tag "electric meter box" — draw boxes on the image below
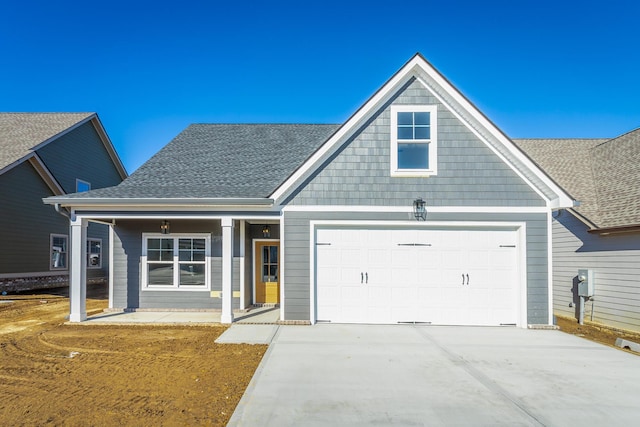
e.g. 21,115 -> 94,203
577,269 -> 594,297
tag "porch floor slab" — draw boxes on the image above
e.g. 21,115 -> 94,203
81,305 -> 281,325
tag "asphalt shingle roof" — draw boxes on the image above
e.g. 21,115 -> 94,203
0,113 -> 94,170
514,131 -> 640,229
71,124 -> 340,199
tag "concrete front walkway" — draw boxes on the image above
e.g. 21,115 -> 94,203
228,324 -> 640,426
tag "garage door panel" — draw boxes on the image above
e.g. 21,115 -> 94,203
316,227 -> 520,326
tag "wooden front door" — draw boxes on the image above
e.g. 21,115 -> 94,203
255,241 -> 280,304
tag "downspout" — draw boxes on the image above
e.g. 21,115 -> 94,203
54,203 -> 71,219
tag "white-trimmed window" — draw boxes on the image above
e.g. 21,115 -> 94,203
76,179 -> 91,192
141,234 -> 210,290
50,234 -> 68,270
87,238 -> 102,269
390,104 -> 438,176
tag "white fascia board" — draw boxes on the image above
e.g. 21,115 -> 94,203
283,205 -> 549,214
69,212 -> 283,221
28,154 -> 65,195
270,54 -> 573,209
269,58 -> 422,203
89,116 -> 128,179
43,197 -> 274,208
411,64 -> 574,209
28,113 -> 95,153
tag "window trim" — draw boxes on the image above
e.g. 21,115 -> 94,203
87,238 -> 102,269
390,104 -> 438,177
76,179 -> 91,192
50,234 -> 68,271
141,233 -> 211,291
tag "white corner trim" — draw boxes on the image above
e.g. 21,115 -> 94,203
279,213 -> 286,321
309,222 -> 316,325
547,210 -> 554,325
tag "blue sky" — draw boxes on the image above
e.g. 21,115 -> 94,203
2,0 -> 639,172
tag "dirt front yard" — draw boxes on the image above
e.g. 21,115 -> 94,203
0,285 -> 267,426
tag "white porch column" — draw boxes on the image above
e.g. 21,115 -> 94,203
221,217 -> 235,323
69,215 -> 88,322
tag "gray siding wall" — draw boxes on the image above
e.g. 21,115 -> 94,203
0,162 -> 107,279
112,219 -> 242,310
552,212 -> 640,332
36,121 -> 123,193
283,211 -> 549,324
1,162 -> 67,273
284,79 -> 544,207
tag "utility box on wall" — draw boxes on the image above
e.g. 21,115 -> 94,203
577,269 -> 595,297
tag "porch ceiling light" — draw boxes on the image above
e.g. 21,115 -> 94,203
161,220 -> 170,234
262,225 -> 271,238
413,198 -> 427,221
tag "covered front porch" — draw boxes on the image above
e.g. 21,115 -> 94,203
66,212 -> 282,324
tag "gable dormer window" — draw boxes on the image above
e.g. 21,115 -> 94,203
390,105 -> 438,176
76,179 -> 91,192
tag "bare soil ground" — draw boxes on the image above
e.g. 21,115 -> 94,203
556,315 -> 640,355
0,284 -> 267,426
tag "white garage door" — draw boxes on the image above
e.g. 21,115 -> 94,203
315,228 -> 519,326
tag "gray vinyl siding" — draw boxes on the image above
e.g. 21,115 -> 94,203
0,162 -> 67,273
0,162 -> 109,279
552,212 -> 640,332
112,219 -> 242,310
283,210 -> 549,324
284,79 -> 544,207
35,121 -> 123,194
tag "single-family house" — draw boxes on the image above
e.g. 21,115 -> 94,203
1,113 -> 127,292
44,54 -> 575,327
515,132 -> 640,332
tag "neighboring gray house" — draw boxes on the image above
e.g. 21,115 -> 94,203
45,54 -> 574,326
0,113 -> 127,291
515,131 -> 640,332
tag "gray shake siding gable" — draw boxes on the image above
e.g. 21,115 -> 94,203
285,80 -> 543,207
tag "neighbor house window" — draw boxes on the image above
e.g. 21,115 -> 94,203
87,238 -> 102,269
50,234 -> 68,270
76,179 -> 91,192
390,105 -> 438,176
142,234 -> 210,290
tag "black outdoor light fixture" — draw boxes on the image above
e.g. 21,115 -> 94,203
161,220 -> 170,234
413,198 -> 427,221
262,225 -> 271,238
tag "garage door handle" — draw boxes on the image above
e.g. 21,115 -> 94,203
365,272 -> 368,284
466,274 -> 470,285
462,274 -> 465,285
361,272 -> 363,284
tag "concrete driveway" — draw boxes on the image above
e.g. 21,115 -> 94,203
228,324 -> 640,426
